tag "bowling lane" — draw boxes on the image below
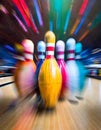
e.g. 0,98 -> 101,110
0,76 -> 18,116
0,78 -> 101,130
0,76 -> 18,98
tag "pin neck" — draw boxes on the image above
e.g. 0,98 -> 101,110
75,52 -> 81,59
38,52 -> 45,59
66,50 -> 75,61
24,52 -> 33,61
76,54 -> 81,60
46,43 -> 55,59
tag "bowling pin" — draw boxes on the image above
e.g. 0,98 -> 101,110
35,41 -> 46,99
56,40 -> 68,100
75,42 -> 87,99
14,39 -> 36,98
38,31 -> 62,109
66,37 -> 79,103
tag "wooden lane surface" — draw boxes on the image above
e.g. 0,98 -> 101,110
0,78 -> 101,130
0,79 -> 18,116
12,98 -> 38,130
0,96 -> 38,130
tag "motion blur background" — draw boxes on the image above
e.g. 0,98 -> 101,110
0,0 -> 101,70
0,1 -> 101,130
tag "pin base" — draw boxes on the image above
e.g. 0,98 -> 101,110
59,97 -> 66,101
38,101 -> 55,112
45,107 -> 55,112
76,96 -> 84,100
67,95 -> 79,104
68,99 -> 78,104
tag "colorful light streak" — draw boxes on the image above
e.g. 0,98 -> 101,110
12,0 -> 38,33
79,12 -> 101,41
0,4 -> 8,14
12,0 -> 31,27
64,0 -> 73,33
70,18 -> 81,34
5,45 -> 16,53
47,0 -> 50,12
79,30 -> 90,41
79,0 -> 89,16
13,11 -> 27,32
56,12 -> 61,29
54,0 -> 62,12
49,0 -> 54,31
49,21 -> 53,31
37,0 -> 41,11
70,0 -> 89,34
33,0 -> 43,26
13,4 -> 27,26
74,0 -> 95,35
18,0 -> 39,33
54,0 -> 62,30
30,13 -> 39,34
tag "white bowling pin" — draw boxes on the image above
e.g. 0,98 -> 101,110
66,38 -> 79,103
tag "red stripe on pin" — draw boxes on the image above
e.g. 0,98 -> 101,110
25,58 -> 31,61
67,50 -> 75,53
24,51 -> 33,54
46,46 -> 54,51
57,51 -> 64,55
46,55 -> 53,59
67,58 -> 75,60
